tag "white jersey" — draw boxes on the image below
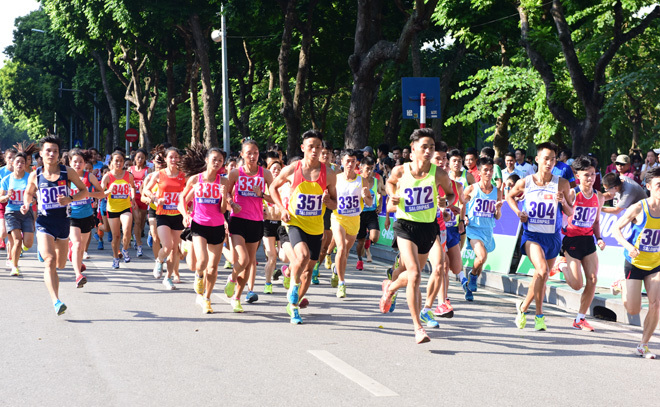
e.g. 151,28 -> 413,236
335,174 -> 363,217
522,174 -> 561,235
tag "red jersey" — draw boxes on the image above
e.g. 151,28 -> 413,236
564,187 -> 598,237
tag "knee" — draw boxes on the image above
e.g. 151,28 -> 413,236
648,298 -> 660,313
623,300 -> 641,315
586,274 -> 597,287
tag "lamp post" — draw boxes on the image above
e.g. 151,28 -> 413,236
211,3 -> 230,154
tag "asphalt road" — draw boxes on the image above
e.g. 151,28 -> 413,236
2,241 -> 659,406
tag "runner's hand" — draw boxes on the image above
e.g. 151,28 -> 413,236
597,239 -> 606,250
230,202 -> 241,214
518,211 -> 528,223
57,194 -> 70,206
628,246 -> 639,258
361,187 -> 369,198
183,213 -> 192,227
251,182 -> 263,197
449,205 -> 461,215
384,215 -> 391,230
495,200 -> 503,211
322,190 -> 331,205
390,195 -> 400,205
437,195 -> 447,208
20,204 -> 29,215
281,211 -> 290,223
556,191 -> 565,205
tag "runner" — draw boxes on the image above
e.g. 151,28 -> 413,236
143,147 -> 186,290
101,151 -> 136,269
262,157 -> 284,294
553,155 -> 605,331
21,135 -> 90,315
269,129 -> 337,324
0,152 -> 34,276
506,142 -> 573,331
68,149 -> 105,282
0,148 -> 17,257
355,156 -> 386,271
462,156 -> 503,301
179,145 -> 228,314
379,128 -> 455,343
447,149 -> 475,249
312,141 -> 338,283
329,149 -> 372,298
141,150 -> 166,261
128,149 -> 149,257
224,140 -> 274,311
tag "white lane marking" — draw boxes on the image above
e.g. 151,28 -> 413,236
308,350 -> 398,397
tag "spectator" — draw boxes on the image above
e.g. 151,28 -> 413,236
391,145 -> 402,162
641,149 -> 659,179
465,147 -> 480,182
375,143 -> 389,176
552,149 -> 577,188
588,153 -> 602,191
602,172 -> 647,214
515,148 -> 535,178
615,154 -> 638,182
606,152 -> 618,174
361,145 -> 374,159
502,152 -> 524,182
558,148 -> 571,163
480,146 -> 502,188
402,147 -> 411,162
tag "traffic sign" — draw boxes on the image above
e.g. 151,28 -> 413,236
125,128 -> 138,143
401,77 -> 440,120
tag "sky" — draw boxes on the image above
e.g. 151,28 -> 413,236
0,0 -> 40,68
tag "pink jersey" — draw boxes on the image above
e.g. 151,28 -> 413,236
232,166 -> 265,221
192,173 -> 224,227
564,187 -> 598,237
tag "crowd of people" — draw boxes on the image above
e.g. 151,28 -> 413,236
1,131 -> 658,357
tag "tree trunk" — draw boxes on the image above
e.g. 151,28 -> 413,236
165,58 -> 178,146
383,94 -> 402,146
492,104 -> 512,158
190,13 -> 218,148
91,50 -> 120,153
190,66 -> 201,145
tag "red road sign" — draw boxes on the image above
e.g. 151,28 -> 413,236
125,128 -> 138,143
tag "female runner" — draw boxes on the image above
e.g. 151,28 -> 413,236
128,149 -> 150,257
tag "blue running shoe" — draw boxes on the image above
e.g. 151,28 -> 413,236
288,304 -> 302,324
147,234 -> 153,248
93,233 -> 100,242
287,283 -> 300,305
386,267 -> 393,280
108,231 -> 113,242
463,281 -> 473,302
112,258 -> 120,269
54,300 -> 67,316
389,292 -> 398,313
420,309 -> 439,328
246,291 -> 259,303
97,240 -> 104,250
312,262 -> 320,285
468,273 -> 478,292
37,249 -> 44,262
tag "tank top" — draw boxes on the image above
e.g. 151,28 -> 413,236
444,179 -> 460,229
436,184 -> 447,231
335,174 -> 364,217
69,171 -> 94,219
396,163 -> 438,223
522,174 -> 561,235
36,164 -> 69,218
288,161 -> 327,235
564,187 -> 598,237
107,171 -> 132,213
626,199 -> 660,270
192,173 -> 224,227
129,166 -> 148,196
156,169 -> 186,216
466,182 -> 498,229
231,166 -> 265,221
2,172 -> 30,212
362,177 -> 378,212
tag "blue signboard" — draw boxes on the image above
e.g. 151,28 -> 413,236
401,77 -> 441,120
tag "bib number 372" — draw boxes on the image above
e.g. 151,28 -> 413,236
403,186 -> 433,212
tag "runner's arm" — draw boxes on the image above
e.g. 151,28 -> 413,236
67,166 -> 90,203
269,164 -> 294,214
436,168 -> 455,206
505,178 -> 527,220
494,188 -> 503,220
324,168 -> 338,210
21,172 -> 37,214
87,173 -> 107,199
613,203 -> 642,255
261,169 -> 274,204
594,191 -> 606,250
558,178 -> 574,217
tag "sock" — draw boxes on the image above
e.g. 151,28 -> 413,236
536,314 -> 544,318
422,307 -> 431,314
576,313 -> 585,322
458,271 -> 466,281
357,254 -> 363,261
339,281 -> 345,286
365,239 -> 371,249
460,276 -> 468,285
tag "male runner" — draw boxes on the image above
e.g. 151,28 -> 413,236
355,156 -> 385,270
269,130 -> 337,324
379,128 -> 454,344
506,142 -> 573,331
21,136 -> 90,315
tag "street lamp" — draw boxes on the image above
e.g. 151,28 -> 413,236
212,4 -> 230,154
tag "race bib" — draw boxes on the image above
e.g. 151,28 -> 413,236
527,200 -> 556,225
39,185 -> 68,210
162,191 -> 180,210
237,176 -> 264,198
472,198 -> 495,218
134,179 -> 143,191
69,186 -> 92,207
8,189 -> 24,206
402,186 -> 433,212
445,208 -> 457,227
337,194 -> 360,215
571,206 -> 597,228
195,182 -> 221,204
111,183 -> 130,200
295,193 -> 323,216
638,228 -> 660,253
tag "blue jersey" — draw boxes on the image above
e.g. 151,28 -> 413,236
69,171 -> 94,219
1,172 -> 30,212
552,161 -> 575,184
466,183 -> 498,230
362,177 -> 378,212
36,165 -> 69,218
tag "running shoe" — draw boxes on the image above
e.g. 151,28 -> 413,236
287,283 -> 300,305
54,300 -> 67,316
246,291 -> 259,303
468,273 -> 478,292
287,303 -> 302,324
232,298 -> 244,313
194,274 -> 204,295
224,261 -> 233,269
462,281 -> 473,302
5,259 -> 11,268
325,254 -> 332,269
153,261 -> 164,279
435,301 -> 454,318
635,345 -> 657,359
0,240 -> 5,250
283,275 -> 291,290
534,315 -> 547,331
76,274 -> 87,288
147,234 -> 153,248
81,263 -> 86,273
356,260 -> 363,271
203,298 -> 213,314
136,246 -> 143,257
415,327 -> 430,344
389,292 -> 398,313
515,300 -> 527,329
336,284 -> 346,298
333,247 -> 337,254
10,266 -> 20,277
83,251 -> 90,260
93,232 -> 101,243
67,241 -> 73,262
365,247 -> 372,263
224,277 -> 236,298
132,236 -> 137,250
394,253 -> 400,269
37,249 -> 44,262
163,277 -> 176,290
172,274 -> 180,284
299,298 -> 309,308
107,231 -> 112,242
386,267 -> 393,280
263,282 -> 273,294
122,249 -> 131,263
22,244 -> 28,252
312,262 -> 320,285
97,240 -> 104,250
273,268 -> 282,281
330,264 -> 339,288
196,294 -> 205,308
611,279 -> 624,296
420,309 -> 439,328
379,280 -> 393,313
573,318 -> 595,332
550,256 -> 566,277
112,258 -> 120,269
